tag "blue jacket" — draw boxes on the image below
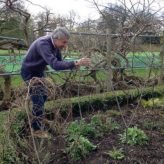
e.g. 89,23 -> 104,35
21,35 -> 75,73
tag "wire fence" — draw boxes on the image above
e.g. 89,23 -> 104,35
0,31 -> 162,75
0,31 -> 163,94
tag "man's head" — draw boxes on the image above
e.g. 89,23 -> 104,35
51,27 -> 70,49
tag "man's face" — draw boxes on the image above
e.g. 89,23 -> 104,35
54,38 -> 68,49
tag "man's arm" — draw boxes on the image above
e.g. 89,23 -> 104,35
37,41 -> 75,70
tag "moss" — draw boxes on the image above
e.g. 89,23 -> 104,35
44,84 -> 164,115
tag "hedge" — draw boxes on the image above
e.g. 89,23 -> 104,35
45,84 -> 164,116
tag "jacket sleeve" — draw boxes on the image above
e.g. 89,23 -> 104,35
36,40 -> 75,70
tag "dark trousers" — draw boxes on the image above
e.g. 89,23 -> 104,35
21,68 -> 47,130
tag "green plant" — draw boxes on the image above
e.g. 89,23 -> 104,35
10,111 -> 26,136
106,110 -> 121,117
67,120 -> 99,138
67,135 -> 96,161
67,120 -> 81,135
105,148 -> 125,160
90,115 -> 102,126
120,127 -> 148,145
81,124 -> 99,138
105,118 -> 120,131
141,98 -> 160,108
0,144 -> 21,163
90,114 -> 120,133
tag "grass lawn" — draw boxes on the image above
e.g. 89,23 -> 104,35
126,68 -> 160,77
0,75 -> 24,88
0,67 -> 160,89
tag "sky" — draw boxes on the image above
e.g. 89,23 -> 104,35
25,0 -> 113,21
25,0 -> 164,22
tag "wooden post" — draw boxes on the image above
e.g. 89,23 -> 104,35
2,75 -> 11,101
0,72 -> 11,110
106,28 -> 113,91
159,31 -> 164,83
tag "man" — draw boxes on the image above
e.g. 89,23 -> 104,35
21,27 -> 90,136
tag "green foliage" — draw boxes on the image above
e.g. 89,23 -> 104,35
90,115 -> 102,126
11,76 -> 24,88
90,114 -> 120,133
10,111 -> 26,137
120,127 -> 148,145
67,115 -> 120,140
67,120 -> 82,135
106,148 -> 125,160
66,113 -> 120,161
1,17 -> 24,38
67,119 -> 97,161
0,112 -> 21,163
67,119 -> 100,138
141,98 -> 160,108
0,112 -> 7,138
1,145 -> 20,163
80,123 -> 99,138
66,135 -> 96,161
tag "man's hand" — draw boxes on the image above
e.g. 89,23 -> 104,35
74,57 -> 91,67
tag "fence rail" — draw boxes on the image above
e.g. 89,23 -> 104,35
45,30 -> 162,38
0,66 -> 161,77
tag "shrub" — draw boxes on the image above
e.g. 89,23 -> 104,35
67,119 -> 99,138
90,114 -> 120,133
120,127 -> 148,145
66,135 -> 96,161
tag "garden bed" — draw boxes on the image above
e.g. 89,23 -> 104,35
3,99 -> 163,164
79,106 -> 164,164
1,85 -> 164,163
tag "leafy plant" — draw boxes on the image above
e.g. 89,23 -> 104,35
120,127 -> 148,145
105,148 -> 125,160
66,115 -> 120,161
105,118 -> 120,131
1,145 -> 20,163
67,135 -> 96,161
141,98 -> 160,108
67,120 -> 99,138
10,111 -> 27,139
67,120 -> 82,135
90,114 -> 120,133
67,116 -> 119,139
90,115 -> 102,126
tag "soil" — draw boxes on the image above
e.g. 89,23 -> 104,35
45,105 -> 164,164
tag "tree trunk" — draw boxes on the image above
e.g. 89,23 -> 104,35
106,28 -> 113,91
159,31 -> 164,83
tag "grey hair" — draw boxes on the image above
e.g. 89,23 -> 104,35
51,27 -> 70,39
